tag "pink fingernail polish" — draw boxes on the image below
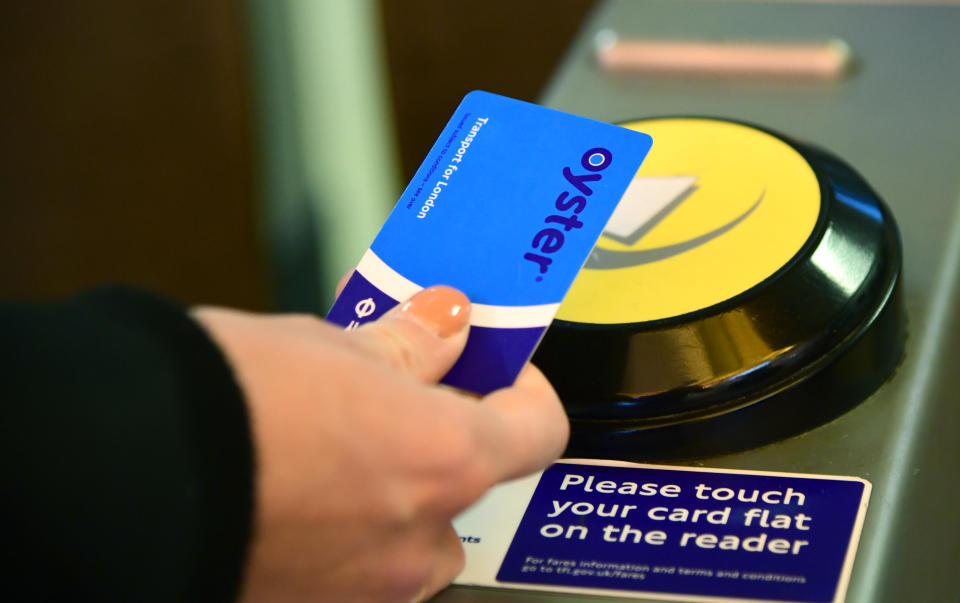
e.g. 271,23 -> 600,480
399,286 -> 471,337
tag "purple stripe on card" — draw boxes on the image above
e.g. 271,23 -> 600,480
329,271 -> 548,395
442,325 -> 548,395
326,271 -> 400,330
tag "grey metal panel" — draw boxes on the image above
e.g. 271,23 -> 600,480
441,1 -> 960,601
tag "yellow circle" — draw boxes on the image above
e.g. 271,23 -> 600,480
557,118 -> 821,324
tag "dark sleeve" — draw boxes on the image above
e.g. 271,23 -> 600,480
0,287 -> 254,602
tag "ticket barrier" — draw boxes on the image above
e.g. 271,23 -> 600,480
440,1 -> 960,601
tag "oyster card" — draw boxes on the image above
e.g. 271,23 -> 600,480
326,91 -> 653,394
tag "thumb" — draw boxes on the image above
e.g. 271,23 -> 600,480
350,285 -> 471,383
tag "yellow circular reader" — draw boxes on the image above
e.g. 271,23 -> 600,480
559,118 -> 822,324
534,118 -> 904,460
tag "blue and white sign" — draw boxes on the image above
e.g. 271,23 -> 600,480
326,91 -> 653,394
454,460 -> 870,602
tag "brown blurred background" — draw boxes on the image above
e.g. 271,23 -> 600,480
0,1 -> 594,310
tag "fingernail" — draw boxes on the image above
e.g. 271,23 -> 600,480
398,286 -> 471,338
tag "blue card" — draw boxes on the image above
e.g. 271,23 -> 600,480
326,91 -> 652,394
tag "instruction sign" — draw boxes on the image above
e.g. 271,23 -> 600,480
454,460 -> 870,602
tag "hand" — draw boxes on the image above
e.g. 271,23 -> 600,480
193,286 -> 569,602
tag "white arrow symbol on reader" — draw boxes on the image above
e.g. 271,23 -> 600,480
603,175 -> 698,246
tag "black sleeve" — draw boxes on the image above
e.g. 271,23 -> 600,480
0,287 -> 254,602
